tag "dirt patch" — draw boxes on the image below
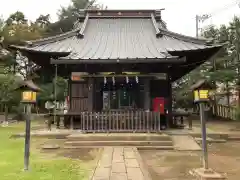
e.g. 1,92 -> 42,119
57,148 -> 101,161
34,138 -> 102,161
140,142 -> 240,180
208,142 -> 240,180
204,120 -> 240,133
140,150 -> 201,180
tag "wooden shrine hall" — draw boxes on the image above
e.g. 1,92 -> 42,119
10,9 -> 222,132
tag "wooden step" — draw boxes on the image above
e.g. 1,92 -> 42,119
64,145 -> 174,150
64,140 -> 173,146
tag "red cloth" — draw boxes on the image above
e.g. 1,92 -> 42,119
153,97 -> 164,114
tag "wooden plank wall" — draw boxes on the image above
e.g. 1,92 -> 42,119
70,82 -> 89,112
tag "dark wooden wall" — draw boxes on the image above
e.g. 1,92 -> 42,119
150,80 -> 169,110
70,82 -> 89,112
69,78 -> 169,112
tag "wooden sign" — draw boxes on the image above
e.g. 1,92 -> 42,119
194,89 -> 209,103
22,91 -> 37,103
71,75 -> 82,81
71,72 -> 88,81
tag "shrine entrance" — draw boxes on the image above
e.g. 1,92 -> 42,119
101,77 -> 143,110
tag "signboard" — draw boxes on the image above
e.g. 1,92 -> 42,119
71,75 -> 82,81
103,92 -> 110,110
22,91 -> 37,103
71,72 -> 88,81
194,90 -> 209,102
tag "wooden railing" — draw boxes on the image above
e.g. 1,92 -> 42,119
213,104 -> 238,121
75,111 -> 162,133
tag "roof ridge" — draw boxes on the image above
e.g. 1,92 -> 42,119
26,28 -> 80,47
159,28 -> 212,45
77,13 -> 89,38
151,13 -> 162,38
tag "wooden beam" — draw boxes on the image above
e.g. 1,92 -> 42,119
51,57 -> 186,64
70,73 -> 166,78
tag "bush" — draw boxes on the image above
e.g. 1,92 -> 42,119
236,106 -> 240,121
11,104 -> 26,121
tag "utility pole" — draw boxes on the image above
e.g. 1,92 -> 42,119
196,0 -> 240,37
196,15 -> 199,37
195,14 -> 211,37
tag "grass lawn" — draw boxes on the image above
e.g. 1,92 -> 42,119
0,121 -> 99,180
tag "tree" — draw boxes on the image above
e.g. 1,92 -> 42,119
228,16 -> 240,106
35,14 -> 50,28
47,0 -> 105,35
5,11 -> 27,25
37,77 -> 68,111
0,74 -> 20,124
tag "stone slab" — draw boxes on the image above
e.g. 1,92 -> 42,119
125,158 -> 139,168
112,155 -> 124,163
94,168 -> 111,179
190,168 -> 226,180
127,167 -> 144,180
110,173 -> 128,180
172,135 -> 201,151
111,162 -> 126,173
91,147 -> 152,180
124,151 -> 136,159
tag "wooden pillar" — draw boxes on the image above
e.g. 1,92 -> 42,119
69,77 -> 73,130
88,77 -> 94,111
144,78 -> 150,111
167,74 -> 173,128
69,78 -> 72,110
54,64 -> 57,127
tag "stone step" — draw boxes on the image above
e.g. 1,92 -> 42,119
67,133 -> 171,141
64,145 -> 174,150
190,133 -> 228,140
64,140 -> 173,146
227,136 -> 240,141
194,137 -> 226,143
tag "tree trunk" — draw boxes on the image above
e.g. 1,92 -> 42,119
238,79 -> 240,107
4,104 -> 8,126
226,81 -> 231,118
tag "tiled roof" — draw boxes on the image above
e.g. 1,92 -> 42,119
10,10 -> 221,63
16,80 -> 42,92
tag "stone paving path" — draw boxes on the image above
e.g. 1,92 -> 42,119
91,147 -> 151,180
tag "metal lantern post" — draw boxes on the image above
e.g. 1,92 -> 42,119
193,88 -> 210,170
15,80 -> 41,171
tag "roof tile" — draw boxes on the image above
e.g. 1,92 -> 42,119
10,17 -> 220,61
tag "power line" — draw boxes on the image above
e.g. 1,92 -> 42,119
208,0 -> 240,18
196,0 -> 240,37
198,0 -> 240,23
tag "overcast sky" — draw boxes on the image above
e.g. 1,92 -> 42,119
1,0 -> 240,36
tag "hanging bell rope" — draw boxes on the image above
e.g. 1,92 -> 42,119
104,76 -> 107,84
135,76 -> 139,83
126,76 -> 129,84
112,76 -> 115,85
